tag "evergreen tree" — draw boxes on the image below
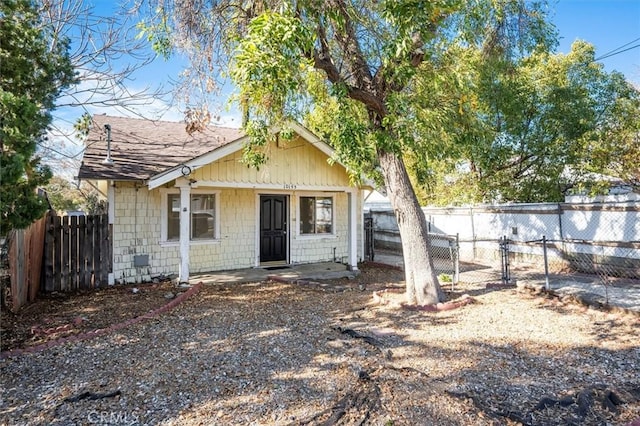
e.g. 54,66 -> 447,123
0,0 -> 76,234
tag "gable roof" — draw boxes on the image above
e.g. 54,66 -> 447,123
147,121 -> 339,189
78,115 -> 358,189
77,115 -> 243,181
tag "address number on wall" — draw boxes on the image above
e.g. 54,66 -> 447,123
283,184 -> 297,189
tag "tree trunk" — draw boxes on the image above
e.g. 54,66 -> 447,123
378,150 -> 445,305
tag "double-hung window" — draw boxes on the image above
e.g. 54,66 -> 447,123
165,191 -> 218,242
299,196 -> 333,235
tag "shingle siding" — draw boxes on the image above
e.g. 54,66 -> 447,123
111,185 -> 363,282
83,115 -> 367,282
192,136 -> 350,187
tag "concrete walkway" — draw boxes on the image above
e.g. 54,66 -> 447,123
190,262 -> 356,285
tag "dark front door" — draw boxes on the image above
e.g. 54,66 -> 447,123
260,195 -> 288,263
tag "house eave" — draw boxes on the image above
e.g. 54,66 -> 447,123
77,176 -> 146,183
146,121 -> 374,191
147,136 -> 250,190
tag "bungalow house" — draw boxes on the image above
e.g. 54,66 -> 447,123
77,115 -> 367,285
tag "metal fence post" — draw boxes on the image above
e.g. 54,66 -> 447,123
364,214 -> 374,261
454,233 -> 460,286
542,236 -> 550,290
500,236 -> 511,285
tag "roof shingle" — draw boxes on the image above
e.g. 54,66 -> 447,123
78,115 -> 243,181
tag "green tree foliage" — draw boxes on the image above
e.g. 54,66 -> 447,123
141,0 -> 554,304
44,176 -> 82,213
0,0 -> 76,234
581,72 -> 640,193
410,40 -> 640,205
44,176 -> 106,215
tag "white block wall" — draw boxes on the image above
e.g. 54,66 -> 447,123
370,202 -> 640,263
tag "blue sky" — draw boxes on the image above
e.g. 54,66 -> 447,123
552,0 -> 640,84
111,0 -> 640,120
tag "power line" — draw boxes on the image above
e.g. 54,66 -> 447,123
595,37 -> 640,61
596,44 -> 640,61
596,36 -> 640,58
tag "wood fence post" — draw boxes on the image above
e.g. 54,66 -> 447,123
99,214 -> 109,286
70,215 -> 78,290
52,215 -> 62,291
29,212 -> 47,301
9,230 -> 25,311
44,214 -> 55,292
86,215 -> 95,287
78,215 -> 86,288
61,216 -> 70,291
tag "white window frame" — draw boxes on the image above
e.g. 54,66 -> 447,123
160,188 -> 221,246
296,193 -> 337,239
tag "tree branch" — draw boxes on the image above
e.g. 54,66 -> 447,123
326,0 -> 373,89
312,22 -> 387,117
312,50 -> 387,117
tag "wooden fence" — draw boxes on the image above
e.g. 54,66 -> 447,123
44,213 -> 111,292
6,213 -> 112,311
7,212 -> 48,311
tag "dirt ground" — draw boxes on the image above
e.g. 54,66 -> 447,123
1,264 -> 639,426
0,280 -> 176,352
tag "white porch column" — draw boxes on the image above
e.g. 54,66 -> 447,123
348,190 -> 359,271
175,178 -> 191,283
107,181 -> 115,285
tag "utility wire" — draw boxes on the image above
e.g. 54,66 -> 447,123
596,36 -> 640,58
596,44 -> 640,61
595,36 -> 640,61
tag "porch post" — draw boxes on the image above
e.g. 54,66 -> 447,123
175,178 -> 191,283
107,181 -> 115,285
348,190 -> 359,271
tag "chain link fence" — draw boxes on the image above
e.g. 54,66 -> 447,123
366,210 -> 504,286
366,202 -> 640,305
505,236 -> 640,307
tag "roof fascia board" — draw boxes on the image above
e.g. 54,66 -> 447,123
148,136 -> 249,189
78,177 -> 146,183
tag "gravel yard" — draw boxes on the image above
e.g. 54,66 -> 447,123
1,265 -> 639,425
